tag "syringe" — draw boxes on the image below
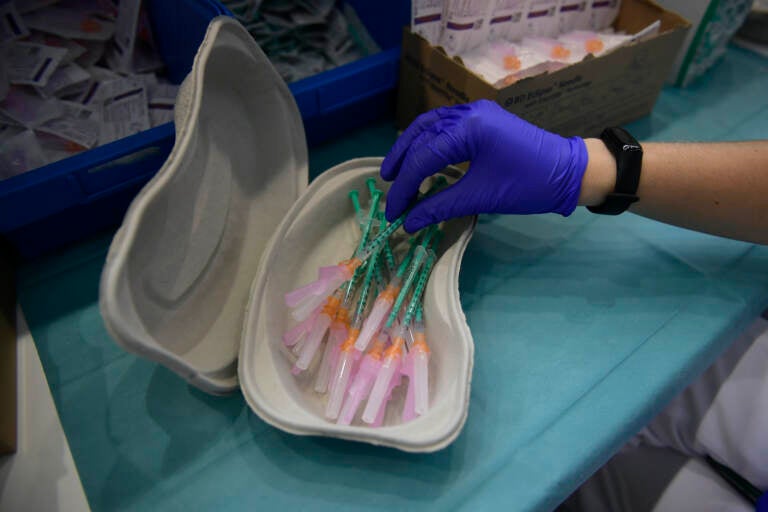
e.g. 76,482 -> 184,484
362,240 -> 439,424
355,226 -> 439,352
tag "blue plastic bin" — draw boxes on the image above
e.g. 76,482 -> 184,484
0,1 -> 409,259
290,0 -> 410,146
0,0 -> 229,259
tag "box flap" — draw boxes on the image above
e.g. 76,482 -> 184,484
99,17 -> 308,394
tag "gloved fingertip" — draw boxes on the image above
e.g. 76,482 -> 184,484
384,200 -> 403,223
380,153 -> 397,181
404,213 -> 429,234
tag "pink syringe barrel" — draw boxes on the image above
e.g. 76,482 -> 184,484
411,327 -> 430,415
337,351 -> 382,425
354,284 -> 398,352
361,336 -> 405,424
291,314 -> 330,374
286,260 -> 360,321
282,305 -> 321,346
291,297 -> 338,374
314,317 -> 347,393
284,279 -> 324,308
371,371 -> 403,427
288,270 -> 343,321
401,354 -> 417,423
325,329 -> 360,419
413,351 -> 430,415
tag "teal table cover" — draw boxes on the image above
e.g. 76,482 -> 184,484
18,46 -> 768,511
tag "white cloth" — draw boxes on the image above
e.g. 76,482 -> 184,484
559,315 -> 768,511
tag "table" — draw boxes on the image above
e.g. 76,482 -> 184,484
16,45 -> 768,511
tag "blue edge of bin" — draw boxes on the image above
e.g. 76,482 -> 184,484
0,0 -> 411,260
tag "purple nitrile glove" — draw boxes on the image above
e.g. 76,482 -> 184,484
381,99 -> 589,232
757,491 -> 768,512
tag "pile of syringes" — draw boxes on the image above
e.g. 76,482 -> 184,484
282,176 -> 446,426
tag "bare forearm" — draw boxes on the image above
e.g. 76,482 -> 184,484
579,139 -> 768,244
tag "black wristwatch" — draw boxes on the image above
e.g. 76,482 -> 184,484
587,127 -> 643,215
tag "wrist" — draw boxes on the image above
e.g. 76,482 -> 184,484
578,137 -> 616,207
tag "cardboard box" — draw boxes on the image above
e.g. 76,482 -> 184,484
0,237 -> 17,454
397,0 -> 690,137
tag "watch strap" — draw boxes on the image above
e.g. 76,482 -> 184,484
587,127 -> 643,215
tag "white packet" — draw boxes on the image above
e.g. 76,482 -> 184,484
87,65 -> 121,82
412,0 -> 444,46
148,82 -> 177,127
523,0 -> 560,38
74,39 -> 106,68
27,30 -> 88,64
36,100 -> 100,149
522,35 -> 586,63
99,86 -> 150,144
110,2 -> 164,74
34,62 -> 90,98
129,46 -> 165,74
149,104 -> 174,127
461,39 -> 557,86
106,0 -> 141,73
440,0 -> 493,55
0,1 -> 29,42
56,78 -> 93,100
325,41 -> 361,67
291,8 -> 328,26
322,10 -> 363,67
590,0 -> 620,31
136,72 -> 159,89
23,6 -> 116,41
36,130 -> 95,165
0,129 -> 47,179
0,86 -> 64,127
323,8 -> 352,54
488,0 -> 526,42
35,130 -> 87,165
0,110 -> 22,127
6,41 -> 68,87
226,0 -> 261,23
0,123 -> 24,144
59,99 -> 102,122
558,1 -> 591,34
461,43 -> 519,85
558,29 -> 631,56
81,74 -> 142,105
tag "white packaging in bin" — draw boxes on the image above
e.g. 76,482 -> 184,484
440,0 -> 493,55
523,0 -> 560,37
412,0 -> 444,46
590,0 -> 621,31
558,1 -> 591,33
488,0 -> 526,42
99,17 -> 477,452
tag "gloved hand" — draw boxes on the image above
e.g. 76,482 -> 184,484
381,99 -> 589,232
757,491 -> 768,512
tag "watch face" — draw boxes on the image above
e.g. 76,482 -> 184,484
601,126 -> 642,202
603,127 -> 641,153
